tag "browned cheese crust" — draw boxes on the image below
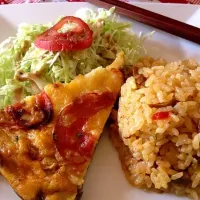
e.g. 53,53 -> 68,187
0,66 -> 123,200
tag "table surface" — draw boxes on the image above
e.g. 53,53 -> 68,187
0,0 -> 200,6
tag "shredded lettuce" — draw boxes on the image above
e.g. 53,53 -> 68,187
0,23 -> 49,108
0,7 -> 147,108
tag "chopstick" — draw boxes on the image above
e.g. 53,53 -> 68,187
85,0 -> 200,45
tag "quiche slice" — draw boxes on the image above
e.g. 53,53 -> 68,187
0,54 -> 124,200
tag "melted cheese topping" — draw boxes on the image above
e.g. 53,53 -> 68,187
0,67 -> 123,200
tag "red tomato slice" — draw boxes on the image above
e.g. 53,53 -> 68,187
34,16 -> 93,52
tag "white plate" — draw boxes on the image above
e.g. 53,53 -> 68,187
0,2 -> 200,200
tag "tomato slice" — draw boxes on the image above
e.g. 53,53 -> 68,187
53,92 -> 115,164
34,16 -> 93,52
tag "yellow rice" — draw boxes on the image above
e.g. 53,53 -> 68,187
116,57 -> 200,199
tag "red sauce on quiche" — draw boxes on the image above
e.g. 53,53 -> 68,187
5,91 -> 52,129
54,92 -> 115,164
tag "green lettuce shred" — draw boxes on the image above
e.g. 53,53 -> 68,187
0,7 -> 147,108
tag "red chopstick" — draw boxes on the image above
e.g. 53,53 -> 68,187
85,0 -> 200,45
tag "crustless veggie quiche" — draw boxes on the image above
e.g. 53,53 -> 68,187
0,53 -> 123,200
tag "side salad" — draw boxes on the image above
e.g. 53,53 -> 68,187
0,7 -> 147,108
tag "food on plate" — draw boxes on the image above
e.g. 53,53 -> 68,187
0,7 -> 146,108
34,16 -> 93,52
110,57 -> 200,199
0,54 -> 123,200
